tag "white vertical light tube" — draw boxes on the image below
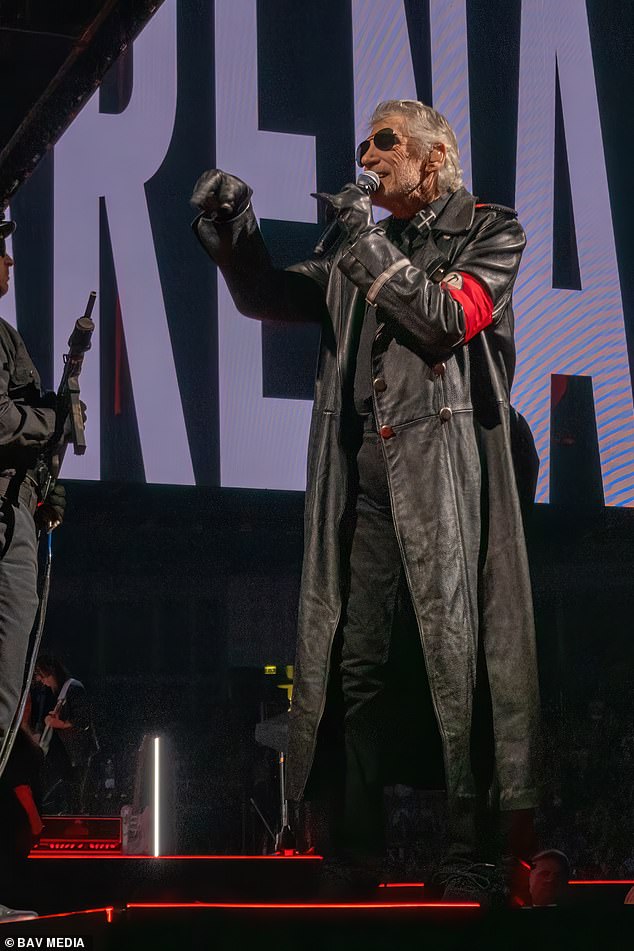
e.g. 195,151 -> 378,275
153,736 -> 161,857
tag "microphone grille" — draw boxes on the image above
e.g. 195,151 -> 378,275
356,169 -> 380,193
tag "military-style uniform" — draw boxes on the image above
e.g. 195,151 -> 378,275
0,315 -> 56,746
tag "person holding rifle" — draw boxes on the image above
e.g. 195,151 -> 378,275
0,212 -> 66,920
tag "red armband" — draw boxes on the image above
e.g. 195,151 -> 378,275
441,271 -> 494,342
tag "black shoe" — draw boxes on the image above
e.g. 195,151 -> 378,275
318,857 -> 382,902
430,859 -> 508,910
0,902 -> 38,922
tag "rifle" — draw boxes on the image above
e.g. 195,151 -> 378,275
41,290 -> 96,499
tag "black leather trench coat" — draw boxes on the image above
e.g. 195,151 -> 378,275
195,186 -> 541,811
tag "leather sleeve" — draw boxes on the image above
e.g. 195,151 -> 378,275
193,205 -> 331,325
337,211 -> 526,360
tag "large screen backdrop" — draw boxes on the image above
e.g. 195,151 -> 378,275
7,0 -> 634,505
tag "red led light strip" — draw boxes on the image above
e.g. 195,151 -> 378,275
41,815 -> 120,820
21,907 -> 114,923
30,852 -> 322,860
127,901 -> 478,910
570,880 -> 634,885
378,882 -> 425,888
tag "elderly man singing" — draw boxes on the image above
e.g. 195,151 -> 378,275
192,99 -> 540,904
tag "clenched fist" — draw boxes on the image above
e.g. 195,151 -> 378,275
191,169 -> 252,221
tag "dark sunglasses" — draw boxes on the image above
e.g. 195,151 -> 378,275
355,128 -> 401,167
0,239 -> 5,257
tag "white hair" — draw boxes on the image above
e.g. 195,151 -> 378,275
370,99 -> 463,193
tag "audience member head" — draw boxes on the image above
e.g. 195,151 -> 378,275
529,849 -> 571,906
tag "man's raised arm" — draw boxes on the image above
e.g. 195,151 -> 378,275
191,169 -> 330,326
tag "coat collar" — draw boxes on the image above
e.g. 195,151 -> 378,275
430,187 -> 476,234
378,187 -> 476,238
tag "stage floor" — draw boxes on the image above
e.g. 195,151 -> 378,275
0,855 -> 631,949
1,896 -> 633,951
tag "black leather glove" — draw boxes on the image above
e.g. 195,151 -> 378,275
35,482 -> 66,532
312,183 -> 374,241
191,169 -> 253,221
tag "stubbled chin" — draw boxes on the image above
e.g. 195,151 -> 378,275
373,195 -> 400,215
372,186 -> 392,210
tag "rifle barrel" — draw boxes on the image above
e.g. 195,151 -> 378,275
83,290 -> 97,321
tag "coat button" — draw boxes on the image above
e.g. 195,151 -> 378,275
432,362 -> 446,377
439,407 -> 452,423
379,425 -> 395,439
373,377 -> 387,393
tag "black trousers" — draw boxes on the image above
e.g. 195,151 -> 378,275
333,431 -> 536,866
0,500 -> 39,748
336,430 -> 416,859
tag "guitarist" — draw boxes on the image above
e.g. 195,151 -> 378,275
34,654 -> 98,814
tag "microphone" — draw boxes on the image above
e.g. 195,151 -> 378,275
356,169 -> 380,195
314,170 -> 381,255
